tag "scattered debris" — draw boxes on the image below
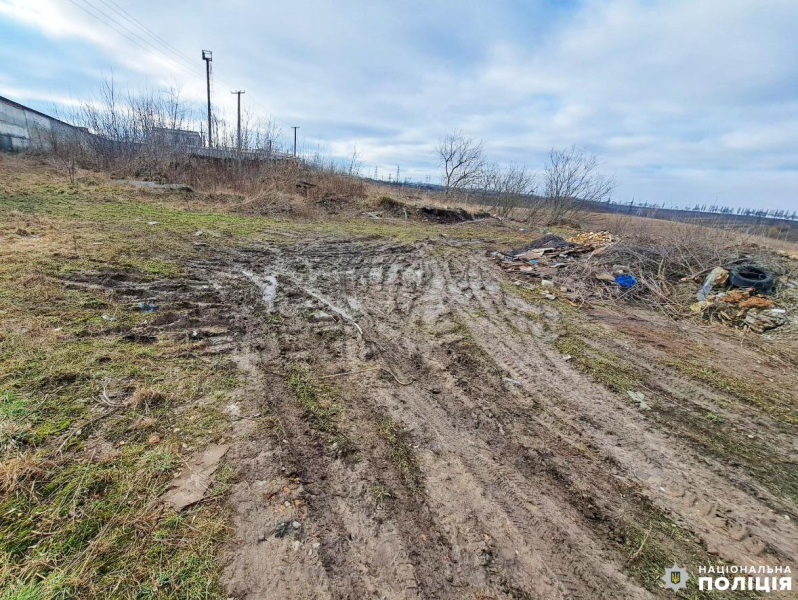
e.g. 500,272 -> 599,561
101,314 -> 116,322
743,308 -> 787,333
594,272 -> 616,283
690,263 -> 786,333
627,391 -> 651,411
691,285 -> 786,333
697,267 -> 729,301
567,231 -> 614,246
614,274 -> 638,288
491,232 -> 613,282
160,444 -> 229,511
136,300 -> 158,313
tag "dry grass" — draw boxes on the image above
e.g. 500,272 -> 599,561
126,388 -> 166,411
0,451 -> 51,494
0,159 -> 248,598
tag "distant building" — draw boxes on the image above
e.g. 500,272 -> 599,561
0,95 -> 87,151
146,127 -> 202,148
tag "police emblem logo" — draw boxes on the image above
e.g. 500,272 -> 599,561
663,565 -> 689,592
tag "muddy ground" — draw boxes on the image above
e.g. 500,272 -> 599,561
115,234 -> 796,598
3,157 -> 795,598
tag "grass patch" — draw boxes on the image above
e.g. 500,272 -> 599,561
0,167 -> 243,598
662,358 -> 797,425
286,364 -> 354,456
553,334 -> 641,394
618,509 -> 758,600
376,417 -> 420,487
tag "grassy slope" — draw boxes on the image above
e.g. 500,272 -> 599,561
0,164 -> 255,598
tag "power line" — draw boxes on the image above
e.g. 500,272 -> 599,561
98,0 -> 199,68
67,0 -> 207,82
65,0 -> 291,144
91,0 -> 238,89
93,0 -> 206,77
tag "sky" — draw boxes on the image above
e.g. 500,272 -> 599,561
1,0 -> 797,211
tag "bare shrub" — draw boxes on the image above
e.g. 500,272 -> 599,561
472,162 -> 535,217
563,218 -> 758,314
543,146 -> 614,224
42,126 -> 87,184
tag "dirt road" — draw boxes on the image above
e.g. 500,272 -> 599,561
175,235 -> 797,598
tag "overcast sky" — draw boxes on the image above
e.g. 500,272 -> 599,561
1,0 -> 797,210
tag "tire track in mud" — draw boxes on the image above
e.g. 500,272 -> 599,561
243,242 -> 649,598
459,294 -> 796,567
219,256 -> 464,599
215,238 -> 797,598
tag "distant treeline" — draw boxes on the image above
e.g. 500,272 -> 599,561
369,177 -> 798,242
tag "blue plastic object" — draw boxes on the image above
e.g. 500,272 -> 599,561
614,274 -> 637,288
137,301 -> 158,313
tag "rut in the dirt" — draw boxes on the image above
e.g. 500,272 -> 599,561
210,238 -> 796,599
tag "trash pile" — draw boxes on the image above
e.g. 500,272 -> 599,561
690,264 -> 787,333
490,232 -> 620,284
565,231 -> 614,247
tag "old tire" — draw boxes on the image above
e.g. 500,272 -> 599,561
729,264 -> 775,292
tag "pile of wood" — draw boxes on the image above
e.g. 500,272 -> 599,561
490,232 -> 614,281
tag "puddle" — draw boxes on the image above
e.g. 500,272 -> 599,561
242,270 -> 278,308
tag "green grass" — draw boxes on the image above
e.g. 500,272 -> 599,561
286,364 -> 354,456
662,358 -> 797,425
0,166 -> 246,598
375,417 -> 420,487
553,334 -> 641,394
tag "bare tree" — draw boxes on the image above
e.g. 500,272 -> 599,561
544,146 -> 614,224
347,146 -> 363,177
477,162 -> 536,217
496,163 -> 536,218
436,130 -> 485,192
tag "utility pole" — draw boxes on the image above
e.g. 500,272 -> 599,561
202,50 -> 213,147
291,126 -> 299,157
231,90 -> 245,150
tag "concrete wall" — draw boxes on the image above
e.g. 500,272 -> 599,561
0,95 -> 85,152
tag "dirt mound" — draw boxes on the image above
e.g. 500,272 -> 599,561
512,233 -> 574,254
379,196 -> 490,223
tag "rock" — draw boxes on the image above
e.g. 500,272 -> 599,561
308,310 -> 334,322
541,279 -> 555,287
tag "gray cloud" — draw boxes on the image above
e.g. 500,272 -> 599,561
1,0 -> 796,209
